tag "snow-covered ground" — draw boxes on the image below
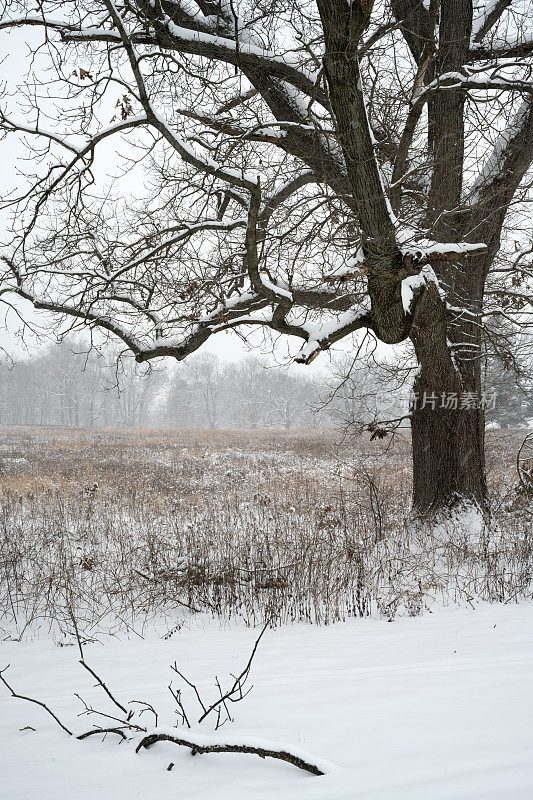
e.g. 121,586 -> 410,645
1,603 -> 532,799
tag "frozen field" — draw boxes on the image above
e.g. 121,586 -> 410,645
1,603 -> 532,800
0,426 -> 531,635
0,427 -> 531,798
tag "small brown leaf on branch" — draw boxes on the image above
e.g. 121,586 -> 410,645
72,67 -> 93,81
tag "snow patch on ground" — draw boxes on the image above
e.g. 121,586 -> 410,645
411,501 -> 487,541
1,604 -> 532,799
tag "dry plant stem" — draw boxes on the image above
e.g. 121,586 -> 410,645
75,693 -> 146,733
168,684 -> 191,728
198,620 -> 269,725
170,668 -> 207,716
171,620 -> 269,727
133,569 -> 202,613
68,601 -> 132,719
129,700 -> 159,728
69,611 -> 146,735
135,733 -> 325,776
79,660 -> 130,718
0,666 -> 73,736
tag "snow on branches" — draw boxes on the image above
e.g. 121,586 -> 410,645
0,0 -> 532,365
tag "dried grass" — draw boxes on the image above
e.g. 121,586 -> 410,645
0,426 -> 530,639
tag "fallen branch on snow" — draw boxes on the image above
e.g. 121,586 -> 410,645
77,727 -> 128,741
135,730 -> 327,776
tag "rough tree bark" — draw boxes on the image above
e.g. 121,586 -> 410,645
317,0 -> 491,516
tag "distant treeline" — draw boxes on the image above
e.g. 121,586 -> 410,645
1,339 -> 530,431
0,342 -> 344,430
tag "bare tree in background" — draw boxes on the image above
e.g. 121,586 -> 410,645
0,343 -> 338,429
0,1 -> 532,517
184,352 -> 225,429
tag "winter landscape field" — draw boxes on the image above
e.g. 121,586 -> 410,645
2,0 -> 533,796
0,426 -> 531,799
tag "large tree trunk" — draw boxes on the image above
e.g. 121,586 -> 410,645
410,376 -> 487,515
385,2 -> 533,514
409,283 -> 488,516
404,0 -> 487,516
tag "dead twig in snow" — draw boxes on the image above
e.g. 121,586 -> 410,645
0,665 -> 73,736
170,620 -> 270,728
78,660 -> 131,718
74,693 -> 146,733
198,620 -> 269,725
129,699 -> 159,728
77,727 -> 128,741
68,600 -> 134,721
167,684 -> 191,728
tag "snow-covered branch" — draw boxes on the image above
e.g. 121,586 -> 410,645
135,729 -> 330,776
0,9 -> 325,105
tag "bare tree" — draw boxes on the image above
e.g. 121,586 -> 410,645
0,339 -> 165,427
184,352 -> 226,429
1,1 -> 532,517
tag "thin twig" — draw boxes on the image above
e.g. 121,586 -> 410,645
0,665 -> 73,736
167,684 -> 191,728
77,727 -> 128,741
74,693 -> 145,732
78,660 -> 130,717
170,665 -> 208,715
197,620 -> 269,725
130,699 -> 159,728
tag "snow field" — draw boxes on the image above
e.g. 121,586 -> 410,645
1,602 -> 532,800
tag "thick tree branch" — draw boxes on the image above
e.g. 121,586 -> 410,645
135,730 -> 328,776
426,0 -> 472,236
468,98 -> 533,255
472,0 -> 512,44
470,40 -> 533,60
390,0 -> 430,65
316,1 -> 397,259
